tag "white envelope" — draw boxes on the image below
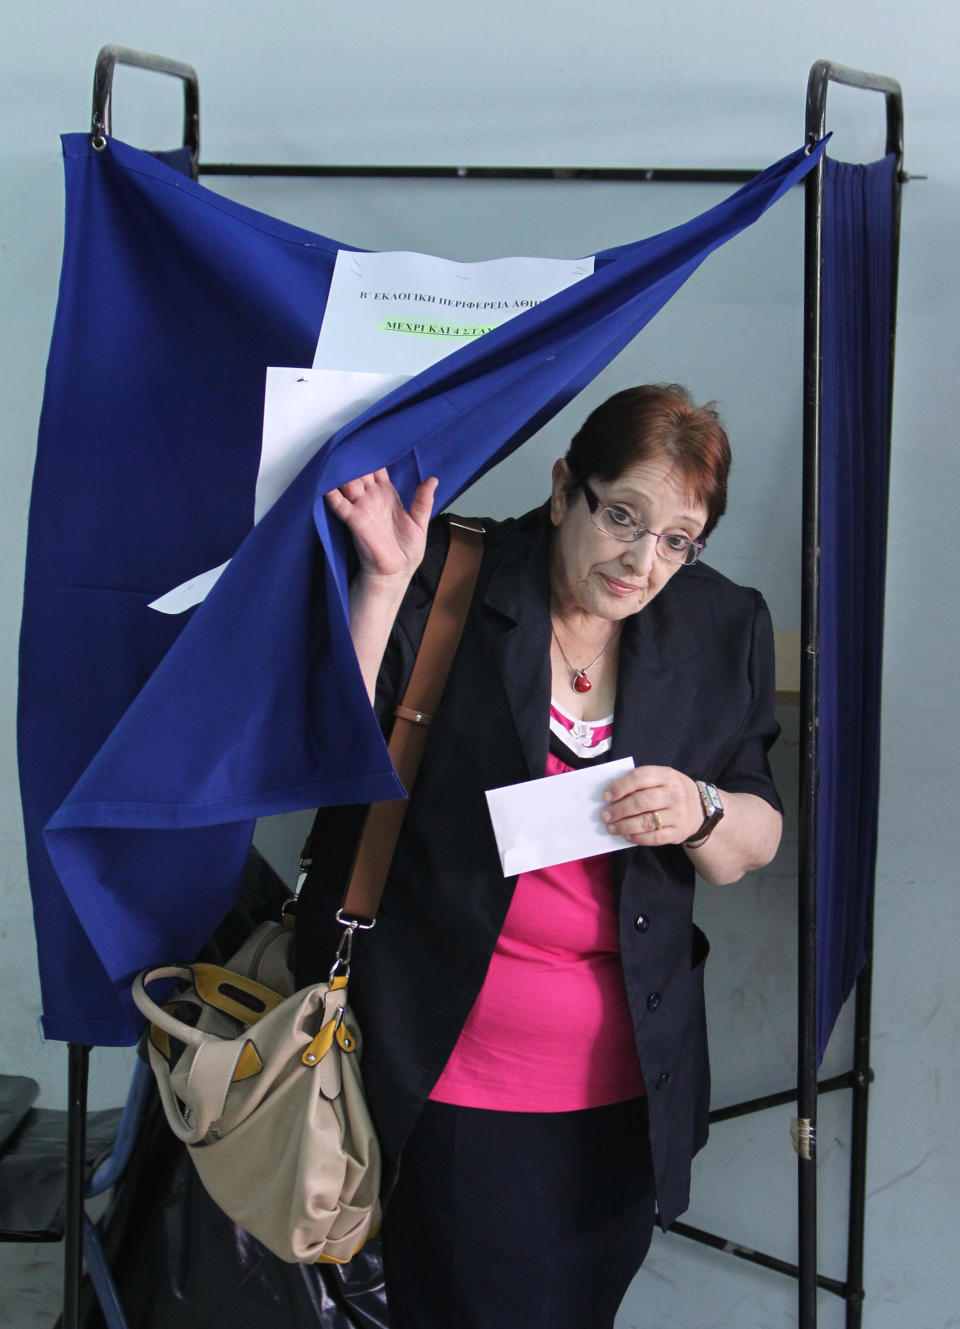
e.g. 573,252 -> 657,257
485,756 -> 636,877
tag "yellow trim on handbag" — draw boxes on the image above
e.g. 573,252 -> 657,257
191,963 -> 286,1024
149,1023 -> 172,1061
232,1039 -> 264,1082
301,1015 -> 357,1066
315,1219 -> 382,1264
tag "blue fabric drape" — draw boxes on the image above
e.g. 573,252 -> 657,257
147,146 -> 195,176
19,134 -> 825,1045
817,153 -> 897,1061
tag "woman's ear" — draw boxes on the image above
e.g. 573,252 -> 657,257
550,458 -> 572,526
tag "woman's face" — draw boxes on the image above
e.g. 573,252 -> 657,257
548,455 -> 708,623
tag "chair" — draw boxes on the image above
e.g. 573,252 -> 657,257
0,1058 -> 153,1329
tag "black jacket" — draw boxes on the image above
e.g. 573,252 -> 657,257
298,503 -> 782,1229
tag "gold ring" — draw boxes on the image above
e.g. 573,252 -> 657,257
652,811 -> 663,832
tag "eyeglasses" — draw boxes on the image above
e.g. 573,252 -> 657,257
580,481 -> 705,566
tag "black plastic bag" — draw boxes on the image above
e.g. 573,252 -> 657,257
82,1081 -> 389,1329
0,1078 -> 120,1240
82,846 -> 390,1328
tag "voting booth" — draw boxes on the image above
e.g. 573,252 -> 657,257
15,47 -> 903,1329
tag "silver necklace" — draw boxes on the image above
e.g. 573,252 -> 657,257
551,624 -> 619,694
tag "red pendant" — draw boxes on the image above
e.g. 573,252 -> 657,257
573,671 -> 592,693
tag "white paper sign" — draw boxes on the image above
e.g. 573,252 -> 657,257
150,246 -> 595,616
147,561 -> 232,615
254,366 -> 410,522
485,756 -> 636,877
314,249 -> 595,376
148,366 -> 410,615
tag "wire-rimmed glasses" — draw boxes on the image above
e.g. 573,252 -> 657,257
580,481 -> 705,566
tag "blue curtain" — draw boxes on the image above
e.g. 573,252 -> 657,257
19,134 -> 824,1046
817,153 -> 897,1061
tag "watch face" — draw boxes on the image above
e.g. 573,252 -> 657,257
704,782 -> 722,814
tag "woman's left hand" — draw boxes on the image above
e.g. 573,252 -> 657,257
600,765 -> 784,884
600,765 -> 702,846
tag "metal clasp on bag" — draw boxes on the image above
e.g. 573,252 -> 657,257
295,853 -> 312,897
328,911 -> 375,985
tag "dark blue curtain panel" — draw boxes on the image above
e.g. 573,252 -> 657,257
19,134 -> 825,1045
816,153 -> 897,1062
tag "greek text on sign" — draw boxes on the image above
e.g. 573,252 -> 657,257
314,249 -> 595,376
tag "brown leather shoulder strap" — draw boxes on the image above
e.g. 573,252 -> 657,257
339,516 -> 484,922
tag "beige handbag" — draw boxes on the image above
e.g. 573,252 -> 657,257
132,920 -> 379,1263
132,517 -> 483,1265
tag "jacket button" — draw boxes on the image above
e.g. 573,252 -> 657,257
646,992 -> 661,1012
655,1071 -> 671,1090
634,914 -> 650,932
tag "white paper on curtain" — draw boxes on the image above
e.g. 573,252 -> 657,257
150,248 -> 594,614
314,249 -> 595,374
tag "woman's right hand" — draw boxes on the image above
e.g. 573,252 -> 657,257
325,469 -> 439,702
325,469 -> 438,584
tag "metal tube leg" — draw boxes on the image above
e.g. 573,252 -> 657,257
63,1044 -> 90,1329
845,964 -> 874,1327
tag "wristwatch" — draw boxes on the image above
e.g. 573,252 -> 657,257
684,780 -> 724,846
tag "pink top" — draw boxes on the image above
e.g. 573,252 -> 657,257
429,706 -> 646,1112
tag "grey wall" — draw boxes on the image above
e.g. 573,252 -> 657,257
2,2 -> 958,1325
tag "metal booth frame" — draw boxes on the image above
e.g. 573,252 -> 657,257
51,45 -> 906,1329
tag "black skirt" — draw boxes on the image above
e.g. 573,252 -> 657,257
381,1096 -> 655,1329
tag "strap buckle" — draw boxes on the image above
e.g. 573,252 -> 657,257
394,703 -> 433,726
328,911 -> 376,984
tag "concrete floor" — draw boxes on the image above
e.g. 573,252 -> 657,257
0,1239 -> 62,1329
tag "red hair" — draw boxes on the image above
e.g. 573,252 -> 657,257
564,384 -> 731,539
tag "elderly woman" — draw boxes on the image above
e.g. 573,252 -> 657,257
302,384 -> 783,1329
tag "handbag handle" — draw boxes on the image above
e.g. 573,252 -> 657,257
131,963 -> 288,1042
132,965 -> 259,1142
133,962 -> 307,1143
132,965 -> 206,1046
